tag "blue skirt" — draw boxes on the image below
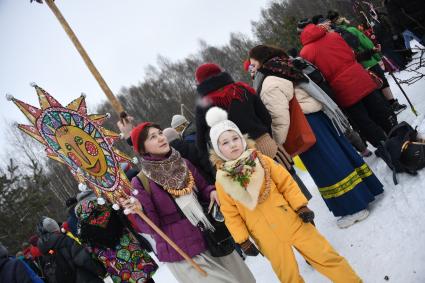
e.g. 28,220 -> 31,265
299,111 -> 384,217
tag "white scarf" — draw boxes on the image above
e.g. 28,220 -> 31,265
298,78 -> 351,135
174,189 -> 215,231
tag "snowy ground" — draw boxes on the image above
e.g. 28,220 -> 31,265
152,52 -> 425,283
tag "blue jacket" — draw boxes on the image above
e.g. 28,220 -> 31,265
0,256 -> 43,283
19,259 -> 44,283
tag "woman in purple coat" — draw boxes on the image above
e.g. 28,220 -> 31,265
122,122 -> 255,283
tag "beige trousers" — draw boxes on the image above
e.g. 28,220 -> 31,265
166,250 -> 256,283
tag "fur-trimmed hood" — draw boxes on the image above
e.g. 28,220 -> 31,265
209,135 -> 256,169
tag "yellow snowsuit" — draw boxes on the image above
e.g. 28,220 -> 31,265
215,154 -> 361,283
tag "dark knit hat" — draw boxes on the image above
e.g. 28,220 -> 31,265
130,122 -> 153,153
297,18 -> 312,32
327,10 -> 339,22
195,63 -> 222,84
311,14 -> 326,25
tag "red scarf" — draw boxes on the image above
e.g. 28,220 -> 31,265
205,82 -> 256,109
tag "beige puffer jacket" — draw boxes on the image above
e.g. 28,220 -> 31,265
259,76 -> 323,145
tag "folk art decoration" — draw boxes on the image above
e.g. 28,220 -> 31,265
8,84 -> 209,276
7,84 -> 137,209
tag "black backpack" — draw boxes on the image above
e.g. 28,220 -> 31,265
42,239 -> 76,283
377,122 -> 425,184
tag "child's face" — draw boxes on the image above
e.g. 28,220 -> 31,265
218,130 -> 244,160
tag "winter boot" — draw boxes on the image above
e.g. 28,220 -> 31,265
336,209 -> 369,229
389,99 -> 407,114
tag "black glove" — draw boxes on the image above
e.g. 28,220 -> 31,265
298,206 -> 315,223
240,240 -> 260,256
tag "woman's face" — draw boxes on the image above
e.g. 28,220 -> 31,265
218,130 -> 244,160
249,58 -> 261,74
143,127 -> 170,157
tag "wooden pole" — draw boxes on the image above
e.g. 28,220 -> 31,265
43,0 -> 124,115
134,209 -> 208,277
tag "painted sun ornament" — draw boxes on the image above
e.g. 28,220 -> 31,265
8,84 -> 134,207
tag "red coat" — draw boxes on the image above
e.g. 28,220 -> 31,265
300,24 -> 377,108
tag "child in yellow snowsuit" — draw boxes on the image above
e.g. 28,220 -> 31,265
206,107 -> 362,283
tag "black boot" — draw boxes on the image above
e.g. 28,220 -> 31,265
388,114 -> 399,131
389,99 -> 407,114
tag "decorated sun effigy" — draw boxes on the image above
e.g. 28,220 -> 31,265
7,84 -> 137,209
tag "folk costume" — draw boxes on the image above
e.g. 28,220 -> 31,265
207,107 -> 361,283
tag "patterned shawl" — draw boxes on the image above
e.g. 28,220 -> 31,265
259,56 -> 308,84
140,148 -> 189,190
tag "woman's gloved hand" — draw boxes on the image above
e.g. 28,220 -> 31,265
240,239 -> 260,256
297,206 -> 315,223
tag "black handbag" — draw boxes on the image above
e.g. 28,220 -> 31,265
198,203 -> 235,257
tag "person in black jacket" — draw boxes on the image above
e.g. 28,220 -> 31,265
37,217 -> 106,283
384,0 -> 425,43
0,242 -> 42,283
195,63 -> 312,200
195,63 -> 275,157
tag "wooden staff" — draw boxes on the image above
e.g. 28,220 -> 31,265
134,209 -> 208,277
42,0 -> 124,115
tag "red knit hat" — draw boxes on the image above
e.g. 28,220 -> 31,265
195,63 -> 222,84
130,122 -> 153,153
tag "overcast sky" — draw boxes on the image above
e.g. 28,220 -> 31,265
0,0 -> 268,152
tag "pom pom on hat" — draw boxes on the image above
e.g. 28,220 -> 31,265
195,63 -> 222,84
206,106 -> 228,128
206,107 -> 246,161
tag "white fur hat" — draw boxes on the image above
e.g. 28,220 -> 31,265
206,107 -> 246,161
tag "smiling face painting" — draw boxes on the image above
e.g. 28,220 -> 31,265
9,84 -> 134,204
56,125 -> 107,177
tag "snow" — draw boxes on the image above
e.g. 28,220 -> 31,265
151,53 -> 425,283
